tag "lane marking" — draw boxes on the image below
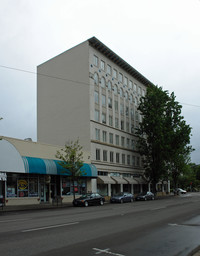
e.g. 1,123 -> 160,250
22,222 -> 79,233
93,248 -> 125,256
151,207 -> 166,211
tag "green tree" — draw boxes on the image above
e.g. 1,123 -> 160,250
137,85 -> 192,193
55,139 -> 84,200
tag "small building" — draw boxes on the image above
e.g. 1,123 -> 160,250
0,137 -> 97,206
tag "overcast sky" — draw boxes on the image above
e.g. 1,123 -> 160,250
0,0 -> 200,163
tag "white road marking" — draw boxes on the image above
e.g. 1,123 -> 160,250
93,248 -> 125,256
168,223 -> 179,226
22,222 -> 79,232
0,218 -> 30,223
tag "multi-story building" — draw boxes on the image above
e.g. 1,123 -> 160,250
37,37 -> 162,197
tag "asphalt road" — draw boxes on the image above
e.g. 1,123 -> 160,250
0,193 -> 200,256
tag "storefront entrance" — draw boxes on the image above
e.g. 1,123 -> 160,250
39,183 -> 50,203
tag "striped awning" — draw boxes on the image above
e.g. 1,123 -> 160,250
22,156 -> 97,177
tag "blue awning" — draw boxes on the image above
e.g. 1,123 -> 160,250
22,156 -> 97,177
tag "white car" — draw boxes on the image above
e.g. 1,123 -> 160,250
176,188 -> 187,194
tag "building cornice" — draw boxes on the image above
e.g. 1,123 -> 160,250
88,37 -> 154,87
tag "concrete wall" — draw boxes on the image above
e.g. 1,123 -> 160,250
37,40 -> 91,152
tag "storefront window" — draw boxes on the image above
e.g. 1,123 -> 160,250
29,178 -> 38,197
62,178 -> 86,195
7,175 -> 17,197
18,178 -> 28,197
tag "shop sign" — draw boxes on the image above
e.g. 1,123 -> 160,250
0,172 -> 7,181
18,180 -> 28,191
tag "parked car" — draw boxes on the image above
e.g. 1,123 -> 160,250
174,188 -> 187,195
135,191 -> 155,201
73,193 -> 105,207
110,192 -> 134,204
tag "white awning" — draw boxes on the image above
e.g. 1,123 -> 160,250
135,178 -> 147,184
97,176 -> 116,184
111,176 -> 128,184
123,177 -> 138,184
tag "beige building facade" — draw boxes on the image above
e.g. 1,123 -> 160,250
37,37 -> 168,196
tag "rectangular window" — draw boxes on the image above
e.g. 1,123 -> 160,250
126,122 -> 129,132
109,115 -> 113,126
121,136 -> 125,147
96,149 -> 100,160
115,135 -> 119,145
121,120 -> 124,130
120,103 -> 124,115
94,55 -> 98,66
129,80 -> 133,89
127,155 -> 130,165
134,83 -> 137,92
103,150 -> 107,161
109,133 -> 113,144
95,110 -> 99,122
94,91 -> 99,104
107,64 -> 111,75
124,77 -> 128,86
132,156 -> 135,166
113,69 -> 117,78
101,60 -> 105,70
119,73 -> 123,83
126,138 -> 130,148
131,140 -> 135,150
95,128 -> 100,140
122,154 -> 125,164
137,157 -> 140,166
110,152 -> 114,163
131,109 -> 134,119
126,106 -> 129,116
116,153 -> 120,163
102,95 -> 106,106
108,97 -> 112,108
115,100 -> 118,112
102,131 -> 107,142
115,118 -> 119,128
102,113 -> 106,124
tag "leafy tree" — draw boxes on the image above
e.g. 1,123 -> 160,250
137,85 -> 192,193
55,139 -> 84,200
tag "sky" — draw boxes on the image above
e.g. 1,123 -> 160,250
0,0 -> 200,163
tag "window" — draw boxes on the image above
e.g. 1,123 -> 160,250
127,155 -> 130,165
101,60 -> 105,70
119,73 -> 123,83
103,150 -> 107,161
114,100 -> 118,112
115,117 -> 119,128
94,55 -> 98,66
107,64 -> 111,75
120,103 -> 124,115
125,91 -> 128,100
132,156 -> 135,166
137,157 -> 140,166
121,136 -> 125,147
102,131 -> 107,142
94,91 -> 99,104
135,111 -> 139,121
102,95 -> 106,106
102,113 -> 106,124
108,97 -> 112,108
109,115 -> 113,126
116,153 -> 120,163
113,69 -> 117,78
126,122 -> 129,132
142,89 -> 145,97
131,125 -> 134,134
126,138 -> 130,148
115,135 -> 119,145
124,77 -> 128,86
94,73 -> 99,85
109,133 -> 113,144
131,140 -> 135,150
95,128 -> 100,140
134,83 -> 137,92
129,80 -> 133,89
110,152 -> 114,163
108,81 -> 112,90
101,77 -> 106,88
126,106 -> 129,116
122,154 -> 125,164
95,110 -> 99,122
96,149 -> 100,160
131,109 -> 134,119
121,120 -> 124,130
130,94 -> 133,103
